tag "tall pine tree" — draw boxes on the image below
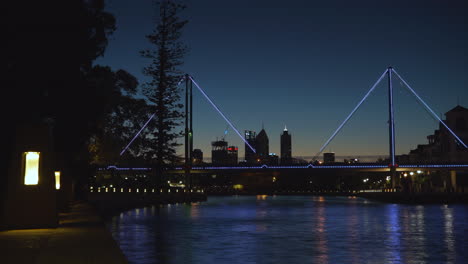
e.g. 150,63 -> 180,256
140,0 -> 188,167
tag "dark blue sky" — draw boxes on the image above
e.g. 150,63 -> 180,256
95,0 -> 468,161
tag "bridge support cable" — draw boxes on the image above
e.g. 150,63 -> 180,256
392,69 -> 468,149
120,76 -> 188,156
313,69 -> 389,160
188,76 -> 257,153
120,113 -> 156,156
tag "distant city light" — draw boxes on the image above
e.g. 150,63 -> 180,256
233,184 -> 243,190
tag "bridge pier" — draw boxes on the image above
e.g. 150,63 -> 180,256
450,170 -> 457,192
391,167 -> 399,190
441,170 -> 458,192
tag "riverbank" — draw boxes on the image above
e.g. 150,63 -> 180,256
207,190 -> 354,196
0,201 -> 128,264
208,191 -> 468,204
356,192 -> 468,204
87,192 -> 207,217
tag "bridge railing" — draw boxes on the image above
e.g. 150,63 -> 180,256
89,186 -> 205,194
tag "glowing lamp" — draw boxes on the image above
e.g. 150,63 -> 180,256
24,152 -> 40,185
54,171 -> 61,190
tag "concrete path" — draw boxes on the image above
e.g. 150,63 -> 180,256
0,202 -> 128,264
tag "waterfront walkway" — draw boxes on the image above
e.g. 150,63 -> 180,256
0,201 -> 128,264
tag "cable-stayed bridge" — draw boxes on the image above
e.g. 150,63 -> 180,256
113,67 -> 468,188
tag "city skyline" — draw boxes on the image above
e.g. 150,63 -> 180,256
95,0 -> 468,159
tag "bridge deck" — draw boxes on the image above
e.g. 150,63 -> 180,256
99,164 -> 468,173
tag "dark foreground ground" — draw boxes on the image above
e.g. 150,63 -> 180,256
0,201 -> 128,264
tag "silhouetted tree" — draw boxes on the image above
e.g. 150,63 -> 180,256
140,0 -> 188,167
79,0 -> 116,73
3,1 -> 103,201
49,0 -> 118,198
86,66 -> 144,165
2,0 -> 152,205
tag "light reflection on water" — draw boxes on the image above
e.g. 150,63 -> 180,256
443,205 -> 455,264
107,196 -> 468,264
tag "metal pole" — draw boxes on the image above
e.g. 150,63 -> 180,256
190,79 -> 193,163
185,74 -> 189,165
185,74 -> 189,185
189,77 -> 193,188
387,67 -> 397,188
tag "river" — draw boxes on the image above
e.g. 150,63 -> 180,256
106,195 -> 468,264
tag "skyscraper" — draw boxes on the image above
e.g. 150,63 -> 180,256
227,146 -> 238,165
255,128 -> 269,162
244,130 -> 256,163
280,126 -> 292,164
211,140 -> 228,165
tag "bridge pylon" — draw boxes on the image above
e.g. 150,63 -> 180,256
185,74 -> 193,189
387,67 -> 398,188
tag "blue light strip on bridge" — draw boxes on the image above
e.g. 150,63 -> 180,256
392,69 -> 468,149
189,76 -> 256,153
99,165 -> 152,171
98,164 -> 468,171
316,69 -> 389,158
399,165 -> 468,168
177,164 -> 389,169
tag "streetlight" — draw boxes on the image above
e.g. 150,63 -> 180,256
24,152 -> 40,185
54,171 -> 61,190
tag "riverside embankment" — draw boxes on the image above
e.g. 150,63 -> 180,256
87,190 -> 207,217
0,201 -> 128,264
0,190 -> 207,264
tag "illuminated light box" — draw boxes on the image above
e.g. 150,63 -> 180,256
55,171 -> 61,190
24,152 -> 40,185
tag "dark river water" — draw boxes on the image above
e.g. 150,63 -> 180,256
106,195 -> 468,264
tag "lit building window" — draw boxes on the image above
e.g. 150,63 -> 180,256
24,152 -> 40,185
55,171 -> 61,190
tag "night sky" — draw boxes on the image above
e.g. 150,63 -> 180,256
95,0 -> 468,161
